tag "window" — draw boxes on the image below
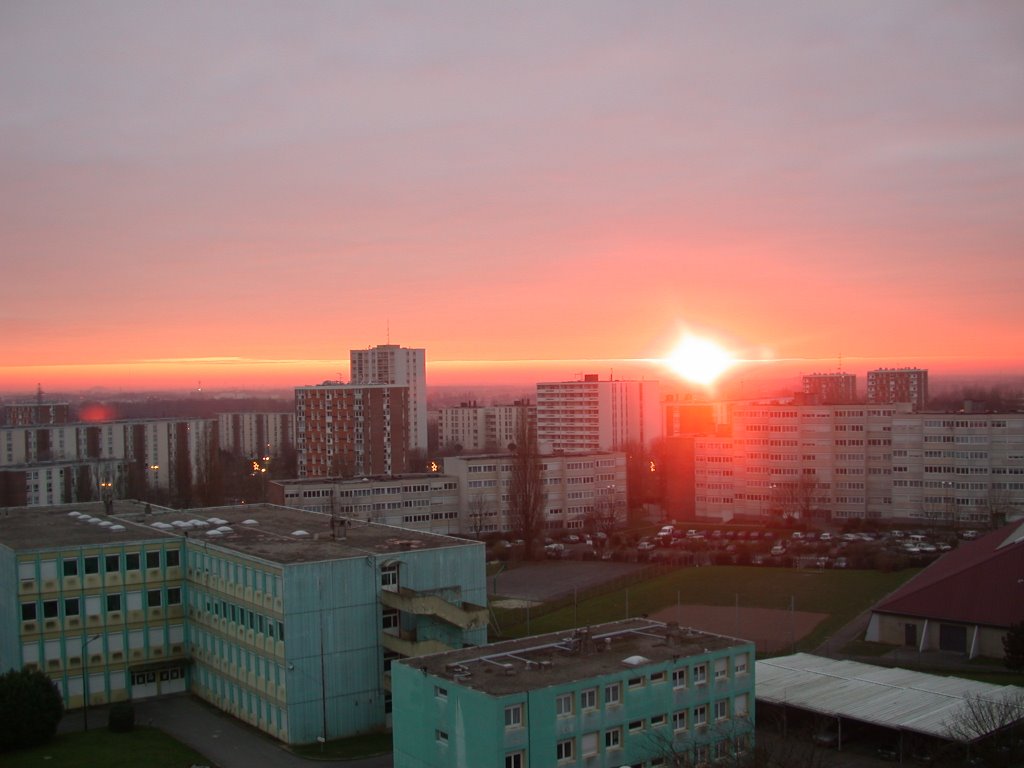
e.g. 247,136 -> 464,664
734,693 -> 749,718
125,553 -> 140,570
734,653 -> 748,675
166,549 -> 180,567
504,704 -> 523,729
650,670 -> 666,684
715,700 -> 729,721
581,687 -> 597,710
435,729 -> 448,744
62,559 -> 78,577
106,594 -> 121,612
146,551 -> 160,569
714,740 -> 729,760
673,709 -> 688,732
556,738 -> 574,762
714,657 -> 728,680
628,675 -> 645,688
673,667 -> 687,688
556,693 -> 573,717
167,587 -> 181,606
582,731 -> 598,757
434,685 -> 447,699
604,727 -> 622,749
147,590 -> 162,608
64,598 -> 79,617
21,603 -> 37,621
43,600 -> 58,618
604,682 -> 621,706
651,714 -> 667,728
694,705 -> 707,727
381,608 -> 399,632
628,719 -> 644,732
84,556 -> 99,575
381,564 -> 399,592
693,664 -> 707,685
105,554 -> 120,573
505,752 -> 524,768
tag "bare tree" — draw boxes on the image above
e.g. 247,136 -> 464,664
945,691 -> 1024,767
644,717 -> 832,768
771,477 -> 826,523
508,418 -> 545,559
468,492 -> 489,539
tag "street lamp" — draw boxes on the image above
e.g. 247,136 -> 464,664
81,633 -> 102,730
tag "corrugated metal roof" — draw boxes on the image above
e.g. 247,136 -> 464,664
756,653 -> 1024,741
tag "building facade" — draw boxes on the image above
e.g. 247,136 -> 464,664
693,403 -> 1024,523
217,412 -> 294,461
268,474 -> 461,535
437,400 -> 533,454
443,452 -> 627,536
867,368 -> 929,411
350,345 -> 428,454
0,501 -> 488,745
392,618 -> 755,768
295,383 -> 408,479
536,376 -> 661,454
801,373 -> 857,405
0,418 -> 218,506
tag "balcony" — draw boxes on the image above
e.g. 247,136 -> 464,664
379,631 -> 452,658
379,587 -> 488,630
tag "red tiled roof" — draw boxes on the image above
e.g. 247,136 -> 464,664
872,523 -> 1024,629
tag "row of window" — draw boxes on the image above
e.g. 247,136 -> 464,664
18,549 -> 180,582
21,587 -> 181,622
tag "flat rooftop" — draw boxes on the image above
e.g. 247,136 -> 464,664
401,618 -> 749,696
0,502 -> 479,563
0,501 -> 181,550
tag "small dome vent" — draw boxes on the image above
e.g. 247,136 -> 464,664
206,529 -> 223,537
68,511 -> 82,517
291,530 -> 310,537
241,519 -> 259,526
110,525 -> 126,532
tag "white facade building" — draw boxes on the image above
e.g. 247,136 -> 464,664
350,345 -> 427,454
217,412 -> 294,459
536,376 -> 661,454
436,400 -> 532,454
694,403 -> 1024,524
444,452 -> 627,535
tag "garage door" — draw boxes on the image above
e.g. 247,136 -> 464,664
938,623 -> 967,653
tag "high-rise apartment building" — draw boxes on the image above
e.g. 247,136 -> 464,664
536,375 -> 661,454
693,402 -> 1024,523
801,373 -> 857,405
350,345 -> 427,454
436,400 -> 532,454
295,383 -> 408,478
867,368 -> 929,411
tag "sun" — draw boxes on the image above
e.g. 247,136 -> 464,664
664,335 -> 736,386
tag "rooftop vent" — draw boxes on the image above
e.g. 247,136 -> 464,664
241,519 -> 259,526
205,529 -> 223,537
67,511 -> 82,517
291,530 -> 310,537
110,525 -> 126,532
622,655 -> 652,667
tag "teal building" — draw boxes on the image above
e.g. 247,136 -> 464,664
392,619 -> 755,768
1,500 -> 488,744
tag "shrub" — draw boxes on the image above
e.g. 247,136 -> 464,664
0,667 -> 64,751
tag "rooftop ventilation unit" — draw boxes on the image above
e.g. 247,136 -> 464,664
292,530 -> 310,537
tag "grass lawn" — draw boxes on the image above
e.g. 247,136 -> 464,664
492,565 -> 919,653
5,727 -> 210,768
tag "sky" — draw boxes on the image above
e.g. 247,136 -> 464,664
2,2 -> 1022,394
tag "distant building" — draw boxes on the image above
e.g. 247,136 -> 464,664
801,372 -> 857,405
443,452 -> 626,535
350,345 -> 427,454
866,522 -> 1024,659
295,383 -> 408,479
392,618 -> 755,768
867,368 -> 929,411
663,396 -> 717,439
693,403 -> 1024,523
217,412 -> 294,460
269,473 -> 460,535
536,376 -> 661,454
0,418 -> 217,506
0,501 -> 488,745
436,400 -> 532,454
1,400 -> 71,427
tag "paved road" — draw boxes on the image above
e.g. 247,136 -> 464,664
59,694 -> 393,768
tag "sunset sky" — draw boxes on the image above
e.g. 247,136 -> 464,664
2,2 -> 1022,394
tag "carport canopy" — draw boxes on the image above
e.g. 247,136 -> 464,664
756,653 -> 1024,743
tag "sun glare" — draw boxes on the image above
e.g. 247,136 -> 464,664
665,335 -> 736,386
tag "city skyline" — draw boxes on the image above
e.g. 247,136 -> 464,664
3,2 -> 1022,393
